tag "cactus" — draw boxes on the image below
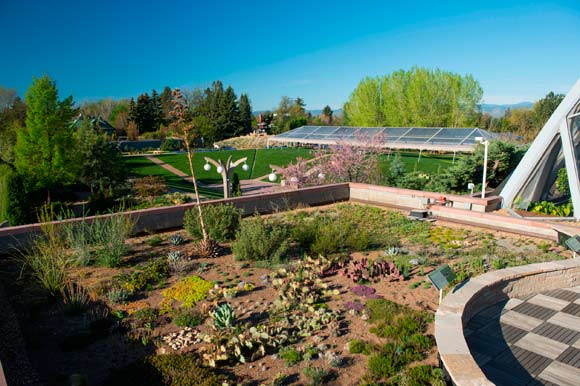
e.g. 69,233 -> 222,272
210,303 -> 236,330
202,324 -> 289,366
339,258 -> 405,283
169,234 -> 185,246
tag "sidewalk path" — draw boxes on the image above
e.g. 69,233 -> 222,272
146,155 -> 189,178
145,155 -> 284,197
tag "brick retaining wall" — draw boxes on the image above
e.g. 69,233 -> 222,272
0,182 -> 566,256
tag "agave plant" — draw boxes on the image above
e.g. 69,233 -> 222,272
385,246 -> 400,258
167,250 -> 184,262
210,303 -> 236,330
167,251 -> 189,274
169,234 -> 185,246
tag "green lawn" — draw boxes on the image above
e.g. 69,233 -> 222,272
124,156 -> 223,199
251,148 -> 314,177
156,150 -> 257,183
153,148 -> 315,181
124,148 -> 458,192
378,151 -> 458,175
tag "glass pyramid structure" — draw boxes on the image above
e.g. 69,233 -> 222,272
501,79 -> 580,218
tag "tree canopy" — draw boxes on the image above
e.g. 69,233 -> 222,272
343,67 -> 483,127
14,75 -> 78,192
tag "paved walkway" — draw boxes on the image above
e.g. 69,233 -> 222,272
145,155 -> 284,197
465,286 -> 580,386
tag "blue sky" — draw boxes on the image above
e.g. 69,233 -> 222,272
1,0 -> 579,110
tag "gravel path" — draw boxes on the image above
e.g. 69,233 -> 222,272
0,283 -> 42,386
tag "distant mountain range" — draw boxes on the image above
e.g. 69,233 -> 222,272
479,102 -> 533,117
254,103 -> 533,120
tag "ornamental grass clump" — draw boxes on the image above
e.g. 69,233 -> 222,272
92,212 -> 134,267
21,208 -> 71,296
61,281 -> 91,315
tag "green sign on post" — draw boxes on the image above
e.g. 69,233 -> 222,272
565,235 -> 580,258
428,264 -> 456,304
428,264 -> 455,290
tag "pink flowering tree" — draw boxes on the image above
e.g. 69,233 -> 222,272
278,157 -> 322,188
279,132 -> 385,187
318,132 -> 384,184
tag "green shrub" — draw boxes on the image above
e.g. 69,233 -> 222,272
141,258 -> 170,282
349,339 -> 372,355
390,365 -> 446,386
278,346 -> 303,366
107,287 -> 130,304
104,354 -> 227,386
131,307 -> 159,329
365,299 -> 406,324
3,169 -> 34,225
231,173 -> 241,197
0,164 -> 11,223
303,366 -> 335,386
232,215 -> 289,262
160,138 -> 183,152
147,235 -> 163,246
184,203 -> 242,242
172,308 -> 205,327
310,219 -> 348,255
368,352 -> 398,379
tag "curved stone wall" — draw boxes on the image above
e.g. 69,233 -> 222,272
435,259 -> 580,386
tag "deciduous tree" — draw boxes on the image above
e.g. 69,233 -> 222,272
344,67 -> 483,127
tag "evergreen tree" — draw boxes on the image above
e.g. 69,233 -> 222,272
220,86 -> 239,138
238,93 -> 253,135
160,86 -> 173,123
128,97 -> 137,123
389,153 -> 406,185
322,105 -> 333,124
150,89 -> 164,132
290,97 -> 306,117
14,75 -> 78,195
76,119 -> 126,202
231,172 -> 242,197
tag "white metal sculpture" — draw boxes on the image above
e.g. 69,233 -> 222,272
500,79 -> 580,218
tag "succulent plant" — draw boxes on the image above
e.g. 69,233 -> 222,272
202,324 -> 289,366
169,234 -> 185,246
339,258 -> 405,283
191,237 -> 221,258
167,250 -> 184,262
385,246 -> 400,257
345,301 -> 365,313
210,303 -> 236,330
107,287 -> 129,304
350,285 -> 381,298
167,250 -> 190,274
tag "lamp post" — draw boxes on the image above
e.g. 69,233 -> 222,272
203,155 -> 248,199
475,137 -> 489,199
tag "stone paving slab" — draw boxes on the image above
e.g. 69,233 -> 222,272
465,286 -> 580,386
